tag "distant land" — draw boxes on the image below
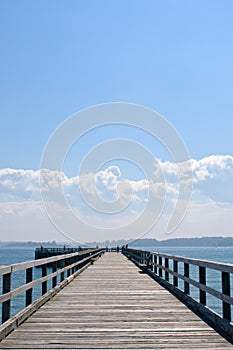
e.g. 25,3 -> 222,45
86,236 -> 233,248
1,236 -> 233,248
0,241 -> 66,249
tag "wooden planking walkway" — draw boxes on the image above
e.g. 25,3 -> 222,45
0,253 -> 232,349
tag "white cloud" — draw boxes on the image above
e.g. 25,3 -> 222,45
191,155 -> 233,203
0,168 -> 41,201
95,165 -> 120,201
0,154 -> 232,241
155,155 -> 233,203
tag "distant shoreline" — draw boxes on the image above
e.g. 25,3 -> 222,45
1,236 -> 233,248
87,236 -> 233,248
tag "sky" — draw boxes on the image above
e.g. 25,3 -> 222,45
0,1 -> 233,243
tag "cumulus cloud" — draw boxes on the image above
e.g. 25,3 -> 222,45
1,155 -> 233,206
95,165 -> 121,201
191,155 -> 233,203
156,155 -> 233,204
0,168 -> 41,201
0,154 -> 233,241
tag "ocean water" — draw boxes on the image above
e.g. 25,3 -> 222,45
0,248 -> 35,265
141,246 -> 233,264
0,248 -> 53,322
0,247 -> 232,323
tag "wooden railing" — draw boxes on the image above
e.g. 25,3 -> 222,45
122,248 -> 233,340
0,248 -> 104,339
34,247 -> 89,259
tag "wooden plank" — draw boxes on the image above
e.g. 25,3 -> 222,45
0,251 -> 104,304
0,253 -> 232,349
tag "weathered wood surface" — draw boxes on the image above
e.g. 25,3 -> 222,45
0,253 -> 232,349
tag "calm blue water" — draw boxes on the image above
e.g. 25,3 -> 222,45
141,246 -> 233,264
0,248 -> 53,322
0,247 -> 232,323
0,248 -> 35,265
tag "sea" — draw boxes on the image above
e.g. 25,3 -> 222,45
0,246 -> 232,323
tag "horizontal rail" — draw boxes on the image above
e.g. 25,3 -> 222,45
0,248 -> 104,326
0,249 -> 98,275
34,247 -> 90,260
35,247 -> 82,253
155,264 -> 233,305
123,248 -> 233,340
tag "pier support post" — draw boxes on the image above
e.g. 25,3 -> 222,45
184,263 -> 190,294
159,256 -> 163,277
52,261 -> 57,288
222,271 -> 231,321
26,267 -> 33,306
173,260 -> 178,287
42,264 -> 47,295
165,258 -> 169,281
2,273 -> 11,323
199,266 -> 206,305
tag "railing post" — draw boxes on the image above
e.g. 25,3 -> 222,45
165,258 -> 169,281
52,261 -> 57,288
72,257 -> 75,274
184,263 -> 190,294
152,255 -> 155,273
149,253 -> 153,271
60,260 -> 65,282
222,271 -> 231,321
2,272 -> 11,323
74,255 -> 78,272
67,258 -> 71,277
143,252 -> 146,264
173,260 -> 178,287
154,255 -> 157,275
159,256 -> 163,277
199,266 -> 206,305
42,264 -> 47,295
26,267 -> 33,306
146,253 -> 151,270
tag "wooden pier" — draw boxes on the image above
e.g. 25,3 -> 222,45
0,251 -> 232,349
35,247 -> 82,260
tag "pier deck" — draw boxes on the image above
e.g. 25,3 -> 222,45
0,253 -> 232,349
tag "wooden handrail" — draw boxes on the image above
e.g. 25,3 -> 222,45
122,247 -> 233,339
0,248 -> 104,325
0,248 -> 99,275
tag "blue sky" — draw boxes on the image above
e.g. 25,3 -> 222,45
0,1 -> 233,242
1,0 -> 233,169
